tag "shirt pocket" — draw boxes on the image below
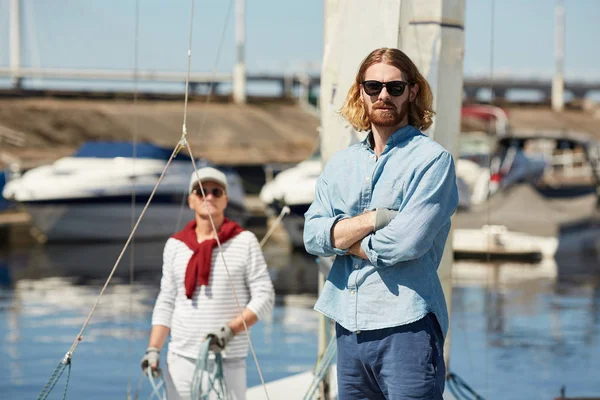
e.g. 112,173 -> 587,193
373,180 -> 404,209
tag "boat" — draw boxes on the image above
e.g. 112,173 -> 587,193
0,171 -> 10,212
263,121 -> 600,266
259,150 -> 321,249
453,130 -> 600,263
1,141 -> 248,242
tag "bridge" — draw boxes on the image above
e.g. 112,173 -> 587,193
2,0 -> 599,105
2,67 -> 600,103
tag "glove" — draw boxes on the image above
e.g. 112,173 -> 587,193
374,208 -> 398,231
140,347 -> 162,378
206,325 -> 235,353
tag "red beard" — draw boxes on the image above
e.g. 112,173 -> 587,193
367,100 -> 409,128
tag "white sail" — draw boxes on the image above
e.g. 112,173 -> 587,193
319,0 -> 466,371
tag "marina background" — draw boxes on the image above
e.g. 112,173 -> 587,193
0,0 -> 599,399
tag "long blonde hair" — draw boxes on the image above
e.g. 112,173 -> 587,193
340,48 -> 435,132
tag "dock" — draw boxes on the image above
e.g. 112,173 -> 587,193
0,210 -> 30,227
0,98 -> 320,170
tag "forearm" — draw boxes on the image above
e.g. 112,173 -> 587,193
148,324 -> 170,349
228,308 -> 259,335
331,211 -> 376,250
348,240 -> 368,259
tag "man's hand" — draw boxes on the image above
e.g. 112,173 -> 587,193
345,209 -> 397,260
206,325 -> 235,353
374,208 -> 398,231
348,241 -> 368,260
140,347 -> 161,378
331,211 -> 377,250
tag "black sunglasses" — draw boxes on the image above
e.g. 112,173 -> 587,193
361,80 -> 410,97
192,187 -> 225,198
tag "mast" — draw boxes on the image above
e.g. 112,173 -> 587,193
9,0 -> 22,89
552,0 -> 565,112
233,0 -> 247,103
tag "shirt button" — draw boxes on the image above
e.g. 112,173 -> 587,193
365,177 -> 370,182
350,290 -> 356,295
354,264 -> 359,270
356,330 -> 361,334
370,154 -> 375,159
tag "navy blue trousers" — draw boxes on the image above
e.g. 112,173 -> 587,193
336,313 -> 445,400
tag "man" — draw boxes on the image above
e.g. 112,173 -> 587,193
141,166 -> 275,400
304,48 -> 458,399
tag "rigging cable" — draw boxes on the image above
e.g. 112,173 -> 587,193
36,0 -> 273,399
128,0 -> 141,399
483,0 -> 497,398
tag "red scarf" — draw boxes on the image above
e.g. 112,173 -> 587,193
172,218 -> 244,299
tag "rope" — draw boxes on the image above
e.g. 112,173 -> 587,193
145,1 -> 271,396
35,143 -> 182,399
446,372 -> 486,400
146,369 -> 165,400
483,1 -> 497,397
69,148 -> 180,355
176,0 -> 234,155
174,185 -> 190,232
260,205 -> 290,247
192,0 -> 234,139
133,373 -> 144,400
37,354 -> 72,400
302,335 -> 337,400
61,359 -> 72,400
190,341 -> 229,399
128,1 -> 141,399
165,1 -> 272,395
36,0 -> 273,398
144,203 -> 288,396
175,0 -> 196,155
185,142 -> 271,399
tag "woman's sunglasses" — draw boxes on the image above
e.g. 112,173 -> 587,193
192,187 -> 225,198
361,80 -> 410,97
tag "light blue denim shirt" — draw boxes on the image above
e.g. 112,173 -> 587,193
304,125 -> 458,337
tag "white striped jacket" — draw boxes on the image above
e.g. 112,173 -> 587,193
152,231 -> 275,359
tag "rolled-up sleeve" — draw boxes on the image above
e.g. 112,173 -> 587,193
151,238 -> 178,327
361,152 -> 458,268
304,174 -> 350,257
244,234 -> 275,321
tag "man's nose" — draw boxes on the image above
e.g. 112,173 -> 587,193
378,86 -> 391,102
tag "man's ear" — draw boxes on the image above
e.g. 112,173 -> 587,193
409,83 -> 419,102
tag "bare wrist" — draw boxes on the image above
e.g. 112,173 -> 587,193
368,211 -> 377,231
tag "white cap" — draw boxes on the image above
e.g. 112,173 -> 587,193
189,167 -> 228,193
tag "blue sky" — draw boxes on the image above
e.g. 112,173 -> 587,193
0,0 -> 598,81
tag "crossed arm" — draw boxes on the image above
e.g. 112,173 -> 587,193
304,152 -> 458,266
330,211 -> 376,259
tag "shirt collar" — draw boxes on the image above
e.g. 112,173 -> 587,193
360,124 -> 418,151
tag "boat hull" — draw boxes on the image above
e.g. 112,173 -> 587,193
26,201 -> 247,242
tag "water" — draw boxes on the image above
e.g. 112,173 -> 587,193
0,241 -> 599,399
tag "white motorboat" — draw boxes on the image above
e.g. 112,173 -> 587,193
2,141 -> 248,242
453,130 -> 600,263
259,152 -> 322,249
